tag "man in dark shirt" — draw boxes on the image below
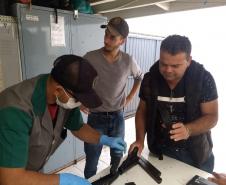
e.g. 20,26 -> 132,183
129,35 -> 218,173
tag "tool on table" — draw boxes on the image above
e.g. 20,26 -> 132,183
92,147 -> 162,184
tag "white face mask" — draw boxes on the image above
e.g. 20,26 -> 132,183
56,88 -> 81,109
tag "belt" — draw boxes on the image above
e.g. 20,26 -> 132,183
91,110 -> 122,116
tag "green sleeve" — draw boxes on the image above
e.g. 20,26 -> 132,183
0,107 -> 32,168
65,107 -> 84,131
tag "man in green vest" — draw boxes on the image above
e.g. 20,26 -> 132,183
0,55 -> 126,185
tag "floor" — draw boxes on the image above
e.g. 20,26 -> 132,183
58,115 -> 226,177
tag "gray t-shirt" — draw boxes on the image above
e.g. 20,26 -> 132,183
84,48 -> 143,112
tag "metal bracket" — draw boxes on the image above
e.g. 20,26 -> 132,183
138,156 -> 162,184
92,147 -> 162,184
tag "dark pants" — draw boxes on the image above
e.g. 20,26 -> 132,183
161,145 -> 214,173
84,111 -> 125,179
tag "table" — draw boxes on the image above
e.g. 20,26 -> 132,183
89,147 -> 213,185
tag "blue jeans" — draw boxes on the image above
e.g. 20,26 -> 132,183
161,145 -> 214,173
84,111 -> 125,178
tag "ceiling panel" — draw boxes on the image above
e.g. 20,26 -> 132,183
89,0 -> 226,18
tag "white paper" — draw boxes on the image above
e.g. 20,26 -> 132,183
26,14 -> 39,22
50,15 -> 65,47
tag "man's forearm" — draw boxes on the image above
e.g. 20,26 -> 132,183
72,124 -> 100,144
0,168 -> 58,185
126,80 -> 141,102
135,102 -> 146,143
186,113 -> 218,136
186,100 -> 218,136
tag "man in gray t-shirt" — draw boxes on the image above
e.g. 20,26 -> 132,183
82,17 -> 143,179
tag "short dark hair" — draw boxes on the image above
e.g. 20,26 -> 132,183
160,35 -> 192,58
